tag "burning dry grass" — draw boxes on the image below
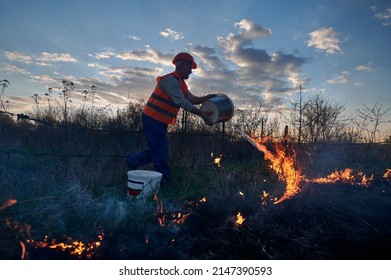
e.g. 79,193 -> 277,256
1,162 -> 391,260
1,129 -> 391,260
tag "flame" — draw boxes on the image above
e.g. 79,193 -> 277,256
26,231 -> 104,259
171,212 -> 191,224
0,199 -> 17,211
155,195 -> 203,227
310,168 -> 374,187
384,169 -> 391,180
211,153 -> 223,167
4,217 -> 104,259
245,133 -> 302,204
154,195 -> 166,227
20,241 -> 26,260
235,212 -> 246,226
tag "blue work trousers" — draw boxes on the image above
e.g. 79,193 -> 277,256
125,113 -> 170,182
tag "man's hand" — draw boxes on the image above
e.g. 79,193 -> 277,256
205,94 -> 218,100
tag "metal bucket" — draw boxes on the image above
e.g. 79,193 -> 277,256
127,170 -> 162,200
200,93 -> 234,124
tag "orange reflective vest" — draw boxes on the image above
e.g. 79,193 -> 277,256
143,71 -> 188,125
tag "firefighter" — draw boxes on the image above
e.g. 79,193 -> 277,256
125,52 -> 216,185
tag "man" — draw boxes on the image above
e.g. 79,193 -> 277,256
125,52 -> 216,185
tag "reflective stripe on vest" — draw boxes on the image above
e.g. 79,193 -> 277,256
143,71 -> 188,125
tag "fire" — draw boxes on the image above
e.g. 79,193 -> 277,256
20,241 -> 26,260
309,168 -> 374,187
0,199 -> 17,211
235,212 -> 246,226
211,153 -> 223,167
26,231 -> 104,259
171,212 -> 191,224
154,195 -> 166,227
154,195 -> 206,227
4,216 -> 104,259
240,131 -> 302,204
384,169 -> 391,180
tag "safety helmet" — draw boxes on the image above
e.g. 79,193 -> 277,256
172,52 -> 197,69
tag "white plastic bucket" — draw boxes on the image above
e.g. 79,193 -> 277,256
200,93 -> 234,124
127,170 -> 162,200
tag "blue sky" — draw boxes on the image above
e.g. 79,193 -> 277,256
1,0 -> 390,126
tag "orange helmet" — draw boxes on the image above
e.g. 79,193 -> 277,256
172,52 -> 197,69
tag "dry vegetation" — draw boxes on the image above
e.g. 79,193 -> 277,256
1,85 -> 391,259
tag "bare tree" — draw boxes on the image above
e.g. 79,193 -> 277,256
289,92 -> 347,143
231,100 -> 271,137
356,102 -> 391,143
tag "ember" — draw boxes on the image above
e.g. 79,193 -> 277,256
261,191 -> 270,206
26,231 -> 104,259
154,195 -> 206,227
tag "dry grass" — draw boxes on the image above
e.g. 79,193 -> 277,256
1,116 -> 391,259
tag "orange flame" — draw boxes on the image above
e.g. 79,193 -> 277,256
211,153 -> 223,167
310,168 -> 373,187
27,231 -> 104,258
19,241 -> 26,260
171,212 -> 191,224
239,130 -> 303,203
154,195 -> 203,227
0,199 -> 17,211
384,169 -> 391,180
235,212 -> 246,226
251,136 -> 302,204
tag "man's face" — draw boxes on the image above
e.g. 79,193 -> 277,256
177,60 -> 193,80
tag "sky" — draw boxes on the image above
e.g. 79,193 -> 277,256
1,0 -> 390,129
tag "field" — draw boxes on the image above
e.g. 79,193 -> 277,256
1,115 -> 391,260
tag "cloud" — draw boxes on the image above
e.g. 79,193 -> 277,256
371,6 -> 391,26
116,47 -> 173,66
36,52 -> 78,63
125,34 -> 142,41
215,19 -> 307,101
94,51 -> 115,59
307,27 -> 342,54
3,51 -> 78,65
160,28 -> 184,41
218,19 -> 272,52
355,62 -> 373,72
4,19 -> 310,112
1,62 -> 31,75
28,74 -> 60,86
189,44 -> 226,70
354,81 -> 365,86
3,51 -> 33,64
326,71 -> 350,84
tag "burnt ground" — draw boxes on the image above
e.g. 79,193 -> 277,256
15,180 -> 390,260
